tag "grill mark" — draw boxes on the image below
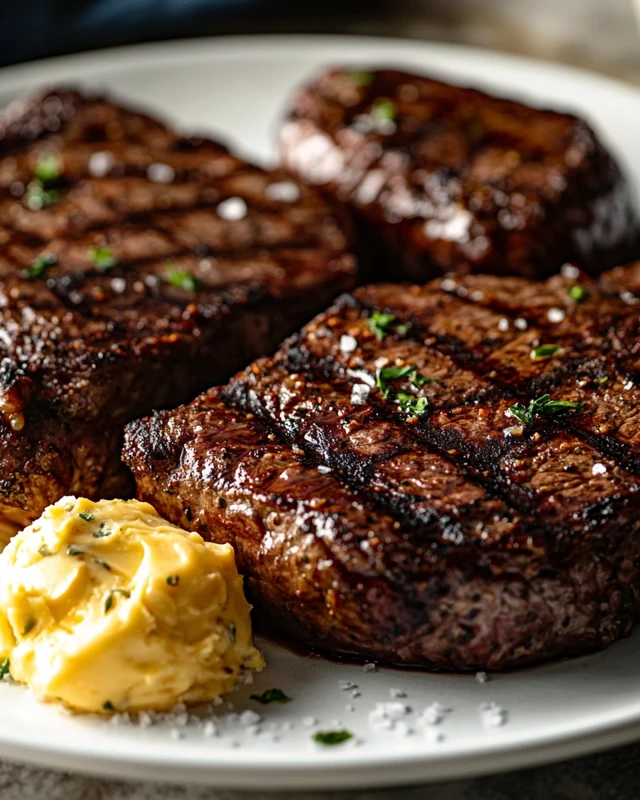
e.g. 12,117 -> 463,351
351,285 -> 640,475
223,360 -> 577,548
265,294 -> 640,532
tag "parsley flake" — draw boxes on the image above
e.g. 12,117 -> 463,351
371,98 -> 395,123
92,523 -> 111,538
250,688 -> 290,705
66,545 -> 84,556
78,511 -> 94,522
350,70 -> 374,87
38,545 -> 52,557
104,589 -> 131,613
396,393 -> 428,416
165,263 -> 200,292
313,730 -> 354,746
33,152 -> 61,184
530,344 -> 563,361
0,658 -> 9,679
166,574 -> 180,586
367,312 -> 396,340
568,284 -> 588,302
507,394 -> 585,427
102,700 -> 115,712
91,247 -> 117,271
24,181 -> 60,210
24,252 -> 57,279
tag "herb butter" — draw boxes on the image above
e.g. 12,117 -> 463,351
0,496 -> 263,713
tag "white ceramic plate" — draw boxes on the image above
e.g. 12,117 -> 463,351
1,34 -> 640,791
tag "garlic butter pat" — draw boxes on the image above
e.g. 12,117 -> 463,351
0,497 -> 263,713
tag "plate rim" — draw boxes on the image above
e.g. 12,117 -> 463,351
1,33 -> 640,789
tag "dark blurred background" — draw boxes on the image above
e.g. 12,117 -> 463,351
2,0 -> 640,82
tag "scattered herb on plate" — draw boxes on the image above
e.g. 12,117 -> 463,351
78,511 -> 94,522
166,574 -> 180,586
313,730 -> 354,746
66,545 -> 84,556
0,658 -> 10,679
250,688 -> 290,705
102,700 -> 115,712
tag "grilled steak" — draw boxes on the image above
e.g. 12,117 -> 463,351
279,68 -> 640,281
0,88 -> 356,534
124,262 -> 640,671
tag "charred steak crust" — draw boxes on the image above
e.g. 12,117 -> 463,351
0,88 -> 356,525
279,68 -> 640,281
124,262 -> 640,671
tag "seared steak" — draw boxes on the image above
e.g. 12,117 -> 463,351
0,88 -> 356,533
125,262 -> 640,670
279,68 -> 640,281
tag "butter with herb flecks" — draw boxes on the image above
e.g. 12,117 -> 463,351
0,497 -> 263,713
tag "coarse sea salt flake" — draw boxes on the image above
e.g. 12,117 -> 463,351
340,334 -> 358,354
351,383 -> 370,405
88,150 -> 114,178
592,462 -> 607,476
239,710 -> 262,727
547,307 -> 566,323
266,181 -> 300,203
147,162 -> 175,184
217,196 -> 248,221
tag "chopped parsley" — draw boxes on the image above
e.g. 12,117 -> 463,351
375,364 -> 433,416
92,523 -> 112,538
66,545 -> 84,556
507,394 -> 585,427
367,312 -> 412,341
0,658 -> 9,679
104,589 -> 131,613
530,344 -> 563,361
78,511 -> 94,522
597,376 -> 609,385
91,247 -> 117,271
24,252 -> 57,279
94,558 -> 111,571
313,730 -> 354,746
24,181 -> 60,210
250,688 -> 290,705
371,98 -> 396,123
102,700 -> 115,712
568,284 -> 588,302
38,545 -> 52,557
33,152 -> 61,184
165,263 -> 200,292
395,393 -> 428,416
350,70 -> 374,87
166,574 -> 180,586
368,312 -> 397,340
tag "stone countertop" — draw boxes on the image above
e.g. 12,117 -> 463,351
3,740 -> 640,799
4,2 -> 640,798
